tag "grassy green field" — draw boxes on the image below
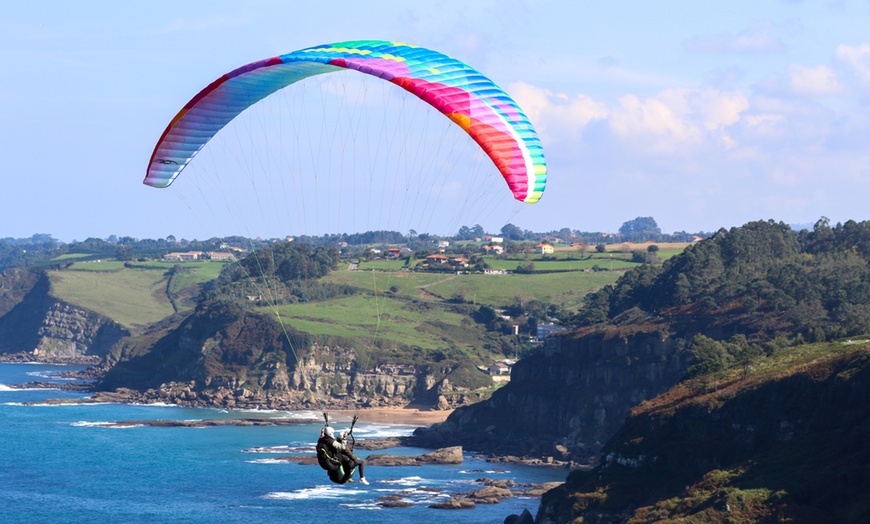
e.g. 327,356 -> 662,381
48,261 -> 227,331
167,263 -> 226,295
322,266 -> 620,311
356,259 -> 408,270
44,243 -> 662,340
66,260 -> 127,271
49,267 -> 176,331
258,293 -> 491,354
323,269 -> 448,297
483,257 -> 638,271
425,271 -> 619,310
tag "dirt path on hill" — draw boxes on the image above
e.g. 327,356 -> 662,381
417,274 -> 458,300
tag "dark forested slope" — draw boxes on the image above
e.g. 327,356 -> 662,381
539,341 -> 870,523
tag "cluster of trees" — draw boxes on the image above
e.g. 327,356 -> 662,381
573,218 -> 870,346
0,234 -> 61,269
0,234 -> 270,271
496,217 -> 705,245
294,230 -> 407,246
207,242 -> 351,304
235,242 -> 339,283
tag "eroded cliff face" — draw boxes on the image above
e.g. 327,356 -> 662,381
0,273 -> 128,360
412,325 -> 690,463
98,302 -> 477,410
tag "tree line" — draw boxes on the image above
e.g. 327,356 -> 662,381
570,218 -> 870,375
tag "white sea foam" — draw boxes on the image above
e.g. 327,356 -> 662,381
263,485 -> 366,501
71,421 -> 143,428
242,445 -> 311,454
353,423 -> 417,438
377,476 -> 425,487
277,411 -> 322,420
71,421 -> 114,427
339,502 -> 381,510
227,408 -> 320,419
459,469 -> 509,475
127,401 -> 179,408
0,384 -> 60,392
25,370 -> 78,380
27,401 -> 113,407
245,458 -> 290,465
368,486 -> 450,506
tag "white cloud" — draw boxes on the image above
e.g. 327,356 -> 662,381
509,83 -> 752,158
835,43 -> 870,84
609,93 -> 700,152
788,64 -> 843,95
508,81 -> 607,143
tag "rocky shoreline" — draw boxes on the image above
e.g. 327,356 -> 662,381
16,393 -> 577,471
253,444 -> 563,513
7,359 -> 577,472
5,358 -> 567,521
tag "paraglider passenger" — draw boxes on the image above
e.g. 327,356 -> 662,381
336,428 -> 368,484
316,425 -> 368,485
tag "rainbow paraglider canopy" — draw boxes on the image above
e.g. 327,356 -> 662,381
145,40 -> 546,203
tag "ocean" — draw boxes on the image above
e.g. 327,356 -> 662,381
0,363 -> 564,523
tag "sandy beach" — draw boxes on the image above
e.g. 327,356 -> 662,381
328,406 -> 454,426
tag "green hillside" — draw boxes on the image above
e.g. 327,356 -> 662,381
48,261 -> 226,332
325,266 -> 620,311
258,294 -> 500,356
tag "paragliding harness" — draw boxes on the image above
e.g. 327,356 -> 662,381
316,412 -> 358,483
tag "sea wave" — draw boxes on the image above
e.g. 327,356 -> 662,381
25,401 -> 114,407
25,370 -> 79,380
263,485 -> 367,501
0,384 -> 60,392
339,501 -> 382,510
71,421 -> 113,427
242,445 -> 311,454
352,423 -> 417,438
367,485 -> 451,506
245,458 -> 290,465
225,408 -> 320,419
1,361 -> 62,365
377,476 -> 425,487
70,421 -> 143,428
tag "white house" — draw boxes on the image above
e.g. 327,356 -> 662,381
488,362 -> 511,375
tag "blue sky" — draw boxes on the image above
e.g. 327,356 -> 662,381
3,1 -> 870,241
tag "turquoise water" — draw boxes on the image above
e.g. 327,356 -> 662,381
0,363 -> 562,523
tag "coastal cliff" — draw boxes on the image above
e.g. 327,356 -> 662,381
0,272 -> 128,360
412,324 -> 690,463
537,343 -> 870,523
97,301 -> 492,410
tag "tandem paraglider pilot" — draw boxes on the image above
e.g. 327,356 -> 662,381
316,425 -> 368,485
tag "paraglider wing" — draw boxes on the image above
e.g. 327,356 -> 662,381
145,40 -> 546,203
